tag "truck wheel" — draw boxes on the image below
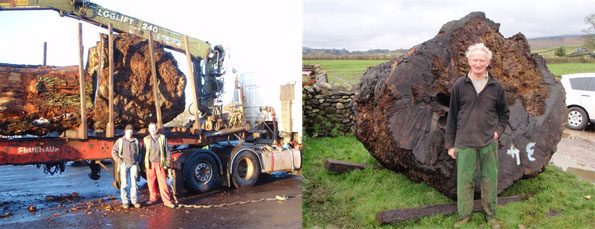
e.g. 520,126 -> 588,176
183,154 -> 220,193
567,107 -> 588,130
232,151 -> 260,188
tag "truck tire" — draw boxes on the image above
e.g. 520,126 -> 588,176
567,107 -> 588,130
232,151 -> 260,188
183,154 -> 220,193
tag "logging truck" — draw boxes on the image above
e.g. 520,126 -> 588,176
0,0 -> 302,195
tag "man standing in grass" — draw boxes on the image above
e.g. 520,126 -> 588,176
445,43 -> 509,229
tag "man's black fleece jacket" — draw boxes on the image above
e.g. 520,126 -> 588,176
445,73 -> 510,149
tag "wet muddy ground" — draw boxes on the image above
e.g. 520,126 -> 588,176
551,127 -> 595,183
0,127 -> 591,228
0,163 -> 302,228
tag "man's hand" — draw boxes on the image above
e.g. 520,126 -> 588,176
448,148 -> 456,159
494,131 -> 499,140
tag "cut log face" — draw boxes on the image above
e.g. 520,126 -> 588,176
87,33 -> 186,130
0,64 -> 93,135
353,12 -> 566,199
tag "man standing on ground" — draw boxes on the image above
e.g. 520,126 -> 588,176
144,122 -> 176,208
445,43 -> 509,229
111,124 -> 141,209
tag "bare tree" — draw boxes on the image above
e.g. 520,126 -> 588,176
584,13 -> 595,49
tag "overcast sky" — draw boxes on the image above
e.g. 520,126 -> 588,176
304,0 -> 594,51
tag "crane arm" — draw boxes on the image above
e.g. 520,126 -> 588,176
1,0 -> 226,114
0,0 -> 212,60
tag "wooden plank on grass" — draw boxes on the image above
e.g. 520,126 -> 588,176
324,158 -> 380,173
376,195 -> 522,225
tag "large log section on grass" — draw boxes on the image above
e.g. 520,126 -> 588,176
352,12 -> 566,199
0,64 -> 93,136
87,33 -> 186,130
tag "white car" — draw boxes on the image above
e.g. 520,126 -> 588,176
560,73 -> 595,130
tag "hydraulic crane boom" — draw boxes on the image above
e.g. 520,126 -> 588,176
0,0 -> 225,113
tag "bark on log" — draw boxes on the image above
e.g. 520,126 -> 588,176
0,64 -> 93,135
0,33 -> 187,135
353,12 -> 566,199
87,33 -> 186,130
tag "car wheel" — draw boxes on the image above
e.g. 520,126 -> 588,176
567,107 -> 588,130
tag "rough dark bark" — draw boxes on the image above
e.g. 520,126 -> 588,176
353,12 -> 566,199
87,33 -> 186,130
0,64 -> 93,135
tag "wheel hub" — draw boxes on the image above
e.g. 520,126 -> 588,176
568,110 -> 583,127
194,162 -> 212,182
237,158 -> 254,179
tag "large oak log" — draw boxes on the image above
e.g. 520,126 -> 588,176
87,33 -> 186,130
353,12 -> 566,199
0,64 -> 93,135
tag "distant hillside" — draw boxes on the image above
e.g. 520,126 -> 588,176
527,34 -> 585,50
303,35 -> 589,60
302,47 -> 406,60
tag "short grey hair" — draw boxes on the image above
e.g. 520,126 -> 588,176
465,43 -> 493,60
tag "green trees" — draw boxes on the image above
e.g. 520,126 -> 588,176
583,13 -> 595,50
555,46 -> 566,57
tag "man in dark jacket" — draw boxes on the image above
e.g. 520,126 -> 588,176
111,124 -> 141,209
445,43 -> 509,229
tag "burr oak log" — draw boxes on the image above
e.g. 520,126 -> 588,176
352,12 -> 566,199
0,64 -> 93,135
87,33 -> 186,130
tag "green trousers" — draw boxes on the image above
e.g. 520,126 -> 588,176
456,141 -> 498,219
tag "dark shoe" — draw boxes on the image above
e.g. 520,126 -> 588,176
133,203 -> 141,208
122,203 -> 130,209
146,200 -> 158,205
488,218 -> 501,229
454,217 -> 470,228
164,202 -> 176,209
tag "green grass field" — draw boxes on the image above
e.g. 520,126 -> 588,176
303,136 -> 595,228
547,63 -> 595,76
303,59 -> 388,84
531,44 -> 587,58
303,59 -> 595,84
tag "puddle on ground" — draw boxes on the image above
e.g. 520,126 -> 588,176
566,167 -> 595,184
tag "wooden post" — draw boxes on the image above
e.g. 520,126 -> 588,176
77,23 -> 88,139
376,196 -> 523,225
94,33 -> 102,113
324,158 -> 382,173
42,42 -> 47,66
106,23 -> 115,138
184,35 -> 201,134
148,31 -> 163,130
